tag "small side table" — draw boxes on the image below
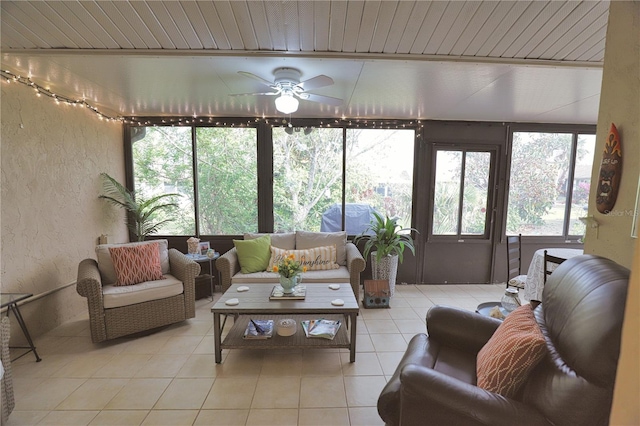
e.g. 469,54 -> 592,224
186,253 -> 220,300
1,293 -> 42,362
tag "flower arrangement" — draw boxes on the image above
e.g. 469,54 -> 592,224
272,254 -> 308,278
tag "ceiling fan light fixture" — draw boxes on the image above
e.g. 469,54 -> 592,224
275,92 -> 299,114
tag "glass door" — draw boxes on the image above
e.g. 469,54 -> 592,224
423,145 -> 499,283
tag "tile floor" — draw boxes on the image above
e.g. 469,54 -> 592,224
7,283 -> 505,426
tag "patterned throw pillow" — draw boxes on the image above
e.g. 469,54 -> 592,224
268,245 -> 339,271
476,304 -> 547,398
109,242 -> 164,286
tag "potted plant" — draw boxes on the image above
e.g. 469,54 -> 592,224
99,172 -> 180,241
354,212 -> 417,296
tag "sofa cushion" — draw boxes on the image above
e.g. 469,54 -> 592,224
476,304 -> 547,398
232,265 -> 351,284
268,245 -> 339,271
296,231 -> 347,266
102,274 -> 184,309
245,232 -> 295,250
96,240 -> 170,285
233,234 -> 271,273
109,242 -> 164,286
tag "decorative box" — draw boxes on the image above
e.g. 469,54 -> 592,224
363,280 -> 390,308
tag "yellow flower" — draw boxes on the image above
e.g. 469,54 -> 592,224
302,266 -> 308,272
272,265 -> 279,272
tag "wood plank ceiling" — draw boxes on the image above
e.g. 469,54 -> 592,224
0,1 -> 609,123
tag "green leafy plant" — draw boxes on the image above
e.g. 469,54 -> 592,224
354,212 -> 417,263
99,172 -> 180,241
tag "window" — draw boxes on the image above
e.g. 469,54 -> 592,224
345,129 -> 415,232
506,131 -> 595,237
432,149 -> 493,236
272,127 -> 343,232
131,125 -> 258,236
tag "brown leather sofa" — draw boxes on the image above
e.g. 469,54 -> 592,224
377,255 -> 629,426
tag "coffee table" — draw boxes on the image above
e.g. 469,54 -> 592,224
211,283 -> 359,363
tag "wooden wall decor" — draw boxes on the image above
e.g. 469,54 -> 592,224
596,123 -> 622,214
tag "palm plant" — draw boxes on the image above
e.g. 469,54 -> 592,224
354,212 -> 417,263
99,172 -> 180,241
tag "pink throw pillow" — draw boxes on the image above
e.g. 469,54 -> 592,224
109,242 -> 163,286
476,304 -> 547,398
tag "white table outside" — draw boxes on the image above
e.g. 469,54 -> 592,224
524,248 -> 583,302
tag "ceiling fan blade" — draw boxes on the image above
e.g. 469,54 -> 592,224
238,71 -> 275,88
229,91 -> 279,97
299,93 -> 343,106
296,75 -> 334,91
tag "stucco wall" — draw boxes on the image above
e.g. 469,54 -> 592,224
1,81 -> 127,342
584,0 -> 639,269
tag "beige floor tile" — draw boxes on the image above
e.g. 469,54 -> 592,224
376,352 -> 404,375
88,410 -> 148,425
52,354 -> 115,378
48,319 -> 90,337
355,318 -> 369,334
92,354 -> 152,378
260,350 -> 303,376
393,319 -> 426,334
348,406 -> 385,425
156,335 -> 204,355
176,353 -> 218,377
192,335 -> 214,354
299,376 -> 346,407
214,350 -> 264,376
202,376 -> 258,409
167,320 -> 212,336
411,306 -> 431,319
340,352 -> 383,376
344,376 -> 387,407
355,334 -> 375,353
141,409 -> 199,425
120,335 -> 171,354
370,333 -> 410,352
359,309 -> 392,320
14,377 -> 85,410
299,407 -> 350,425
388,297 -> 410,308
134,354 -> 188,378
193,409 -> 249,426
251,376 -> 300,408
406,297 -> 435,308
104,378 -> 171,409
5,410 -> 49,426
245,408 -> 299,426
300,351 -> 343,376
56,378 -> 128,410
11,354 -> 75,378
38,410 -> 99,425
154,378 -> 214,409
388,307 -> 421,320
364,319 -> 400,334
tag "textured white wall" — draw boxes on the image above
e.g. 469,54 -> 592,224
584,1 -> 639,269
1,81 -> 127,341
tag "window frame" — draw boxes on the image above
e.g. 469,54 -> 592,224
504,123 -> 597,242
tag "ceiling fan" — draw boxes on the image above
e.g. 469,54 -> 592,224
231,67 -> 343,114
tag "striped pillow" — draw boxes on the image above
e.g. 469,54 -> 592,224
109,242 -> 164,286
268,245 -> 339,271
476,304 -> 547,398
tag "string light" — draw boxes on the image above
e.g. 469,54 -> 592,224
1,69 -> 425,137
1,69 -> 140,124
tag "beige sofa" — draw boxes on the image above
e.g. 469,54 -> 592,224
77,239 -> 200,343
216,231 -> 366,301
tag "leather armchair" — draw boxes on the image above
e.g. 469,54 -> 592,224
378,255 -> 629,426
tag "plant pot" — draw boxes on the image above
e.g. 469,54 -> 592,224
371,252 -> 399,297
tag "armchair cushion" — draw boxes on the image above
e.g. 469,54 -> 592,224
477,304 -> 546,398
96,239 -> 170,285
233,234 -> 271,273
109,242 -> 164,286
102,274 -> 184,309
296,230 -> 347,265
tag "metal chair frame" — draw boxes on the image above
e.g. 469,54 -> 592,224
506,234 -> 525,289
543,250 -> 566,284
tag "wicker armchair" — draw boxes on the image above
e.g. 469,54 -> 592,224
77,243 -> 200,343
1,317 -> 15,424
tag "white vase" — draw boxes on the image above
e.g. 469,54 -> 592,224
371,252 -> 399,297
279,275 -> 298,294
